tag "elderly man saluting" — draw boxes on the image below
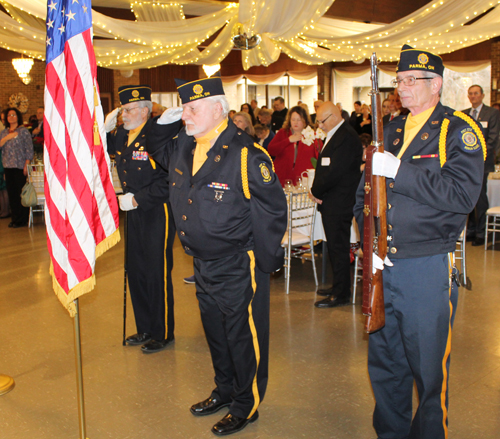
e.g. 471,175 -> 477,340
147,75 -> 287,436
354,46 -> 485,439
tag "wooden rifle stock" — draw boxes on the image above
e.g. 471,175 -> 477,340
362,53 -> 388,334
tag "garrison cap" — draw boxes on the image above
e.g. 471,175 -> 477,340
397,44 -> 444,77
118,85 -> 152,105
175,73 -> 225,104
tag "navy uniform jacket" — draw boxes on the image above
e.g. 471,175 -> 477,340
115,119 -> 169,208
147,118 -> 287,273
354,102 -> 485,259
462,104 -> 500,173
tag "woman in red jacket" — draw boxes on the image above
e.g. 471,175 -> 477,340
268,105 -> 321,187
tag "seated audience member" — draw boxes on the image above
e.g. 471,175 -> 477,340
240,103 -> 257,125
311,100 -> 324,124
336,102 -> 350,123
358,133 -> 372,173
258,108 -> 272,129
254,124 -> 275,151
233,112 -> 258,142
151,102 -> 165,118
349,101 -> 362,127
382,98 -> 391,116
251,99 -> 260,119
268,105 -> 320,186
355,104 -> 372,135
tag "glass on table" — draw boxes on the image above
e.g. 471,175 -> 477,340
284,179 -> 294,193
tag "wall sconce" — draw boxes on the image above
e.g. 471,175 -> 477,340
12,57 -> 34,85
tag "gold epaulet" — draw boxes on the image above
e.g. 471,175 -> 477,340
241,147 -> 250,199
453,110 -> 487,162
252,142 -> 275,172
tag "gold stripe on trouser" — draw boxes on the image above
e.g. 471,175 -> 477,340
440,252 -> 454,439
163,203 -> 169,339
246,250 -> 261,419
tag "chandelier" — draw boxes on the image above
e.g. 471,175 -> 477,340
12,57 -> 34,85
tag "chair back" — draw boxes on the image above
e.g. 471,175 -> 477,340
28,163 -> 45,204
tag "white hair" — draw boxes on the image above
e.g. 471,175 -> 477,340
138,100 -> 153,116
422,71 -> 443,97
206,95 -> 230,118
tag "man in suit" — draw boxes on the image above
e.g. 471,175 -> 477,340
463,84 -> 500,246
310,101 -> 363,307
310,99 -> 324,124
32,107 -> 44,139
271,96 -> 288,133
382,91 -> 401,126
349,100 -> 362,128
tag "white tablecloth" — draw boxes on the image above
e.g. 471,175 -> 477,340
487,173 -> 500,207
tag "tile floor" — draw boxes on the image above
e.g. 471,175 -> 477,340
0,214 -> 499,438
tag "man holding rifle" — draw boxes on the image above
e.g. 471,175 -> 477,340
354,45 -> 485,439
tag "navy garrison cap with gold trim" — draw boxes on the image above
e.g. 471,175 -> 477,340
175,73 -> 225,104
397,44 -> 444,77
118,85 -> 152,105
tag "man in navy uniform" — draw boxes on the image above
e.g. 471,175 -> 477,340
113,85 -> 176,354
463,84 -> 500,246
354,46 -> 485,439
146,75 -> 287,436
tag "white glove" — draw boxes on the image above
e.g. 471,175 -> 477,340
104,107 -> 120,133
372,253 -> 393,274
118,193 -> 137,211
373,151 -> 401,179
157,107 -> 183,125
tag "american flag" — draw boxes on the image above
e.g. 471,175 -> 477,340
44,0 -> 120,316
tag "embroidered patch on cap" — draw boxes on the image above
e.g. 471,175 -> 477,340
260,163 -> 272,183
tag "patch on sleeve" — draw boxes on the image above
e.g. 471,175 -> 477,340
460,127 -> 480,152
259,162 -> 272,183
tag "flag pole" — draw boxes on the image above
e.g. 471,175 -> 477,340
0,374 -> 15,396
73,298 -> 88,439
122,211 -> 128,345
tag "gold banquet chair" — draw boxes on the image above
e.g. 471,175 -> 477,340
484,206 -> 500,250
455,224 -> 471,289
281,191 -> 318,295
28,163 -> 45,227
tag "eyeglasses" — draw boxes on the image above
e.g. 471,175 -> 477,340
7,113 -> 17,118
317,113 -> 332,125
120,106 -> 141,114
391,76 -> 434,87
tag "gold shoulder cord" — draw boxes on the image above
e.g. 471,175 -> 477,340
438,112 -> 487,167
253,142 -> 276,172
438,119 -> 450,167
453,111 -> 487,161
241,147 -> 251,199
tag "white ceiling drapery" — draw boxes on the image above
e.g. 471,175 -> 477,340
0,0 -> 498,70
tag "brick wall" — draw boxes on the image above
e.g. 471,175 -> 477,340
491,40 -> 500,104
0,60 -> 44,121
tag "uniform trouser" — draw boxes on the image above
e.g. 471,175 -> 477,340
321,211 -> 352,299
4,168 -> 29,225
368,254 -> 458,439
127,202 -> 175,341
194,251 -> 270,420
468,172 -> 488,239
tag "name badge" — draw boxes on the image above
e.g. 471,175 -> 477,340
321,157 -> 331,166
481,121 -> 488,128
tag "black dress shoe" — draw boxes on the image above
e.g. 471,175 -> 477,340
190,396 -> 231,416
141,337 -> 174,353
314,296 -> 351,308
212,411 -> 259,436
125,333 -> 151,346
472,237 -> 485,246
12,222 -> 28,228
8,221 -> 14,228
316,288 -> 334,296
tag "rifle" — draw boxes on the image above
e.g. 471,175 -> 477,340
362,53 -> 388,333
